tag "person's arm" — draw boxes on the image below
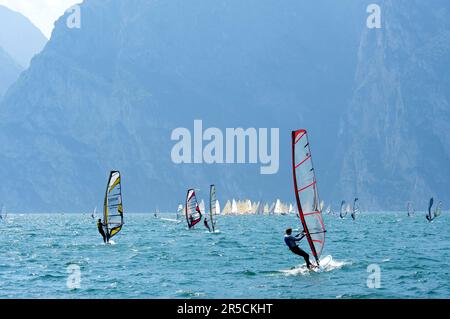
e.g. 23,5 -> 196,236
294,231 -> 306,241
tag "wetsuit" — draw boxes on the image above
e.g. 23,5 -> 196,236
97,221 -> 107,243
204,219 -> 211,232
284,233 -> 312,268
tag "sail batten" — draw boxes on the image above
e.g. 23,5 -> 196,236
291,129 -> 326,265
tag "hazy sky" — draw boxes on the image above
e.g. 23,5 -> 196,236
0,0 -> 82,38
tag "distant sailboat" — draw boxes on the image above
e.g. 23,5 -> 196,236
231,199 -> 238,215
274,199 -> 284,215
256,201 -> 264,215
351,198 -> 360,220
246,199 -> 253,214
426,197 -> 435,222
407,202 -> 414,217
288,203 -> 294,214
340,200 -> 347,218
0,205 -> 6,220
91,206 -> 97,219
177,204 -> 184,220
268,202 -> 275,215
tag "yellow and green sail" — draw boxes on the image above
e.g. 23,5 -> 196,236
103,171 -> 124,239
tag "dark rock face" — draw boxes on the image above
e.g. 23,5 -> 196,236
337,0 -> 450,210
0,47 -> 22,98
0,0 -> 448,212
0,5 -> 47,68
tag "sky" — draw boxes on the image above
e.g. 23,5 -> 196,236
0,0 -> 82,38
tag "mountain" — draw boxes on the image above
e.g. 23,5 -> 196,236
0,0 -> 448,212
337,0 -> 450,210
0,46 -> 22,98
0,5 -> 47,68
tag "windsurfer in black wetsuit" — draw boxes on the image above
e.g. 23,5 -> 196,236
204,218 -> 212,232
284,228 -> 314,269
97,219 -> 108,243
188,215 -> 195,229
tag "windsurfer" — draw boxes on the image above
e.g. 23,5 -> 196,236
188,215 -> 194,228
284,228 -> 314,269
426,197 -> 434,222
97,219 -> 107,243
204,218 -> 211,232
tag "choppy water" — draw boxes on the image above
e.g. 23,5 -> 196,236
0,212 -> 449,298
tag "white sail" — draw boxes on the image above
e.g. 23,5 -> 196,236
177,204 -> 183,219
407,202 -> 414,217
274,199 -> 282,214
199,200 -> 206,215
246,200 -> 253,214
269,202 -> 276,215
231,199 -> 238,214
222,200 -> 231,215
434,201 -> 442,217
288,203 -> 294,214
215,200 -> 221,215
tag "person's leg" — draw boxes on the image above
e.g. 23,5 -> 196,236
291,247 -> 312,268
102,230 -> 107,243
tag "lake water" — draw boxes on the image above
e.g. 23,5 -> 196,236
0,212 -> 448,298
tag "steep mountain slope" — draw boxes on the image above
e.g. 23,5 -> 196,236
0,5 -> 47,68
2,0 -> 448,212
0,46 -> 22,98
337,0 -> 450,209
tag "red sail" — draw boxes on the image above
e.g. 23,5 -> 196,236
185,189 -> 202,228
291,129 -> 326,264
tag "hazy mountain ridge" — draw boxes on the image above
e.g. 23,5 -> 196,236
0,5 -> 47,68
0,46 -> 22,98
337,0 -> 450,210
1,0 -> 448,212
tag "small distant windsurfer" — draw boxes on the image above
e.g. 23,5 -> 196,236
284,228 -> 314,270
204,218 -> 212,232
97,219 -> 108,243
426,197 -> 434,222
